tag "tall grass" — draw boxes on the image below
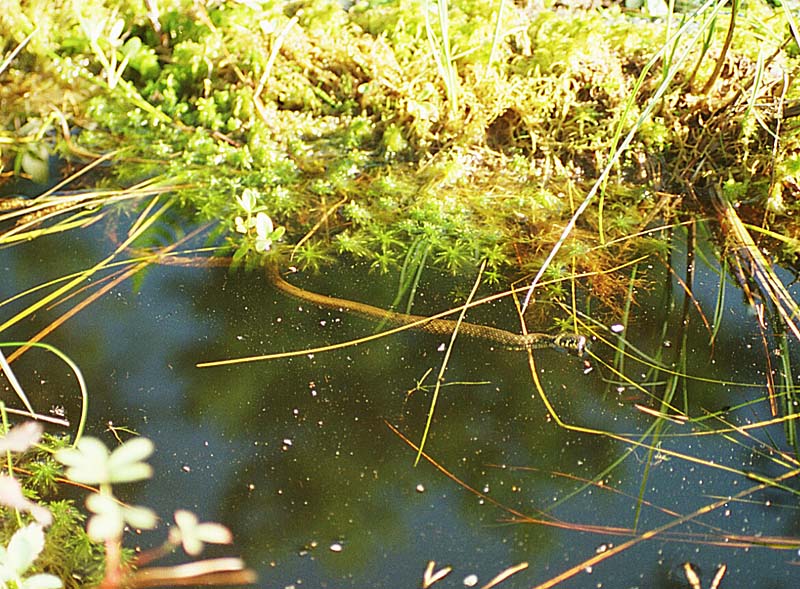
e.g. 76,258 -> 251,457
425,0 -> 459,120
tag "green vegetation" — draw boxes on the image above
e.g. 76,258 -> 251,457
1,0 -> 798,313
0,419 -> 252,589
3,2 -> 800,585
0,428 -> 103,589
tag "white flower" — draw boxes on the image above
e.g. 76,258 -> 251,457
234,216 -> 249,234
254,212 -> 275,252
236,188 -> 259,215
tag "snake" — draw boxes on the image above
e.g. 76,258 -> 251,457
267,264 -> 587,356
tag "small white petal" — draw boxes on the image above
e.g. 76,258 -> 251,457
0,476 -> 52,526
255,238 -> 272,253
108,437 -> 154,466
108,463 -> 153,484
87,511 -> 123,542
196,522 -> 233,545
55,438 -> 108,468
174,509 -> 198,529
86,493 -> 118,515
107,438 -> 154,483
6,524 -> 45,574
124,505 -> 158,530
254,212 -> 273,238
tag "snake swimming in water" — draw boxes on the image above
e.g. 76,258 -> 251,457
267,265 -> 587,356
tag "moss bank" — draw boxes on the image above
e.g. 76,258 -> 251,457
1,0 -> 799,313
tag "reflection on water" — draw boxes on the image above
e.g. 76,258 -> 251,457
1,225 -> 799,588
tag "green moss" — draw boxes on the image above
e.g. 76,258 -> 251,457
2,0 -> 800,306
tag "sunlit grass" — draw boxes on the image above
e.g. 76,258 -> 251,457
4,0 -> 796,311
3,0 -> 800,586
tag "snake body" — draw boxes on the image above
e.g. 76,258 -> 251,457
268,265 -> 586,356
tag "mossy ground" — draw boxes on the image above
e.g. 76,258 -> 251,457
1,0 -> 799,315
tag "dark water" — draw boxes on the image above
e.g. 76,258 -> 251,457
1,221 -> 799,589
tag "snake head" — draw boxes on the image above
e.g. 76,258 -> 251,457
553,332 -> 588,357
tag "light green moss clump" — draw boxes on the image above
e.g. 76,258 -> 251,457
2,0 -> 799,308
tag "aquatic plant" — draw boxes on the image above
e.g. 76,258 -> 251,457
1,0 -> 796,323
0,421 -> 104,589
0,523 -> 62,589
0,419 -> 253,589
3,4 -> 800,584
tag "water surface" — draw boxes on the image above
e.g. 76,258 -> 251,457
1,224 -> 799,588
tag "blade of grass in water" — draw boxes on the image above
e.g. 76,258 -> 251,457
710,257 -> 727,347
0,342 -> 88,444
415,259 -> 486,465
395,237 -> 431,315
777,333 -> 799,453
611,264 -> 638,391
712,185 -> 800,341
0,348 -> 34,414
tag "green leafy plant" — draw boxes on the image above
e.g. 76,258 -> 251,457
0,420 -> 253,589
0,422 -> 59,589
0,422 -> 52,527
0,523 -> 62,589
232,188 -> 286,266
53,435 -> 249,587
79,15 -> 151,90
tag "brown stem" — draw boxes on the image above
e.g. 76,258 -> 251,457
701,0 -> 737,94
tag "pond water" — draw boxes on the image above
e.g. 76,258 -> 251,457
2,218 -> 800,588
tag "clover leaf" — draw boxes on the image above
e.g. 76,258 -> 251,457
55,436 -> 154,485
0,524 -> 62,589
168,509 -> 232,556
85,493 -> 157,542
